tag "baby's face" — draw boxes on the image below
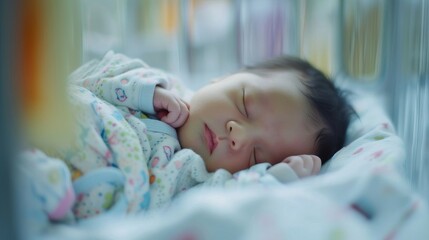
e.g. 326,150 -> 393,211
178,71 -> 320,173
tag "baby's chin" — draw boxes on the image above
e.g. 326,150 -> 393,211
176,119 -> 209,163
176,118 -> 196,151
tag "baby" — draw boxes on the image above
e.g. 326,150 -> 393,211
22,51 -> 354,222
170,56 -> 353,177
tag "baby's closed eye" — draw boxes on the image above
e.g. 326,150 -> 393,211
242,87 -> 249,117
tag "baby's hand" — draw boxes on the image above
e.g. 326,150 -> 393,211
266,155 -> 321,183
153,87 -> 190,128
282,155 -> 321,178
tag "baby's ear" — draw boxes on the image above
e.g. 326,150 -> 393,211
282,155 -> 321,178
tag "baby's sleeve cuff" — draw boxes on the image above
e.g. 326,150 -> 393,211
137,82 -> 157,114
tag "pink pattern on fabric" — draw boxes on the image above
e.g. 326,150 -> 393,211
175,161 -> 183,170
372,165 -> 390,174
107,133 -> 119,145
48,187 -> 76,220
77,193 -> 84,202
372,150 -> 383,158
353,147 -> 364,155
104,151 -> 112,160
176,231 -> 197,240
163,146 -> 173,160
382,122 -> 390,129
151,157 -> 160,168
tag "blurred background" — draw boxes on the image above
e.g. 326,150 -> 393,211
1,0 -> 428,238
77,0 -> 386,87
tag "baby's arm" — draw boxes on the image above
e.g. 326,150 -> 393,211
70,52 -> 189,128
267,155 -> 321,183
69,52 -> 166,113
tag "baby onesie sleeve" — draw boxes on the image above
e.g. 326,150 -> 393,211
69,51 -> 173,114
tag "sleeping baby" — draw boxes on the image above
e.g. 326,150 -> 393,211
20,52 -> 354,223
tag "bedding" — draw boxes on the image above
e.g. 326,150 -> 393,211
46,162 -> 429,240
17,77 -> 429,239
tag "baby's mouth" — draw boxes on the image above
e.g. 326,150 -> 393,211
204,124 -> 218,154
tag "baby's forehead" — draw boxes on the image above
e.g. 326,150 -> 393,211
244,70 -> 307,94
243,68 -> 304,79
244,70 -> 321,127
242,69 -> 307,89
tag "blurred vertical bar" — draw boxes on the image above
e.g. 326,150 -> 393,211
16,1 -> 81,237
178,0 -> 191,82
81,0 -> 126,61
113,0 -> 181,75
178,0 -> 237,89
299,0 -> 339,76
20,0 -> 80,156
342,0 -> 385,81
285,0 -> 300,57
384,0 -> 429,202
0,0 -> 19,239
239,0 -> 291,65
395,0 -> 428,202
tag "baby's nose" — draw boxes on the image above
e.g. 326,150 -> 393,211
226,121 -> 249,150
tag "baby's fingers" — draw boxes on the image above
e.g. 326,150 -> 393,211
169,99 -> 189,128
160,105 -> 179,124
284,156 -> 305,176
283,155 -> 321,178
300,155 -> 321,175
309,155 -> 321,175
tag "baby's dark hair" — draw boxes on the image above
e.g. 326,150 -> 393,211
243,56 -> 355,164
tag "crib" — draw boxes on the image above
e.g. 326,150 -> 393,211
1,0 -> 428,239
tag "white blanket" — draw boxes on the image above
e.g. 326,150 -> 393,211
44,159 -> 429,240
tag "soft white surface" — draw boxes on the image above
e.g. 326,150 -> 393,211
46,161 -> 429,240
321,90 -> 405,173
